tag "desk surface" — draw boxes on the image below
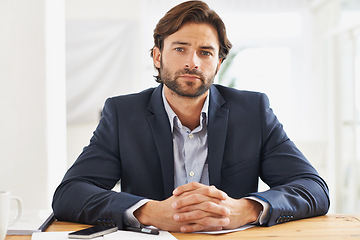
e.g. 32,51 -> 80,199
5,214 -> 360,240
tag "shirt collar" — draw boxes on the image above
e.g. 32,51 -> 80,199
162,86 -> 209,132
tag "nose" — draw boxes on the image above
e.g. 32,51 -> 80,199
185,51 -> 199,69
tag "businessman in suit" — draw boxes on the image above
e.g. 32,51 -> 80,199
52,0 -> 329,233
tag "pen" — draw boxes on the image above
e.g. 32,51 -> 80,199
38,212 -> 56,232
125,226 -> 160,235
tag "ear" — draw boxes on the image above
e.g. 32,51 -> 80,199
153,47 -> 161,69
216,58 -> 223,72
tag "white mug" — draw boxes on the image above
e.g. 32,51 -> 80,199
0,191 -> 22,240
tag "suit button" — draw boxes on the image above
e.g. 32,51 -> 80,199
280,216 -> 286,223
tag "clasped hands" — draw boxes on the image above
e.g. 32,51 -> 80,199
134,182 -> 262,233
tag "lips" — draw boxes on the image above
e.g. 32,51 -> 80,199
175,68 -> 205,82
179,74 -> 201,80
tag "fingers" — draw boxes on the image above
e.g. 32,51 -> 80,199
173,182 -> 228,200
178,217 -> 230,233
173,199 -> 231,217
173,182 -> 203,195
174,206 -> 230,221
172,198 -> 231,232
172,193 -> 230,215
170,183 -> 232,232
172,192 -> 219,209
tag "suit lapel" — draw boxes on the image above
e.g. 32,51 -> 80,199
208,85 -> 229,189
147,85 -> 174,198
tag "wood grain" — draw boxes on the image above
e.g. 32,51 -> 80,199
5,215 -> 360,240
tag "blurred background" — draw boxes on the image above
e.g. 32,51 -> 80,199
0,0 -> 359,216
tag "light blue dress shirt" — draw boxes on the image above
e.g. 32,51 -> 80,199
162,88 -> 210,188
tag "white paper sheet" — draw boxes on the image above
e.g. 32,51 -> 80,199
31,225 -> 252,240
32,230 -> 177,240
105,230 -> 177,240
32,231 -> 95,240
195,224 -> 254,234
8,209 -> 52,235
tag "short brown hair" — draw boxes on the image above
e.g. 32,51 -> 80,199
151,0 -> 232,83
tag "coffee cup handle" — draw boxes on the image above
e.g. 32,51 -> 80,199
9,196 -> 22,224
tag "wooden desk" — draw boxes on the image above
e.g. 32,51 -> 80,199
5,214 -> 360,240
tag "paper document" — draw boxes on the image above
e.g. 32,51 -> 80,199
105,230 -> 177,239
31,224 -> 253,240
32,232 -> 73,240
7,209 -> 52,235
195,224 -> 254,234
32,230 -> 177,240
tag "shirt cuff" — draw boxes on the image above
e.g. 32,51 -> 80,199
244,196 -> 270,225
123,199 -> 150,227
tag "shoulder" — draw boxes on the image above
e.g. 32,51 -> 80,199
107,87 -> 156,105
100,87 -> 158,118
103,86 -> 160,112
212,84 -> 267,107
212,84 -> 262,98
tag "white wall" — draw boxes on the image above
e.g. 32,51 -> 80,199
0,0 -> 66,210
65,0 -> 155,167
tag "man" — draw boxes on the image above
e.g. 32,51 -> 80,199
53,0 -> 330,233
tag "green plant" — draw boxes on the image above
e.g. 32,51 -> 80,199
216,48 -> 243,88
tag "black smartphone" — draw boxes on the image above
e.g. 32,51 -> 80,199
68,225 -> 118,239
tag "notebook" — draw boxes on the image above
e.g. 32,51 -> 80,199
7,210 -> 53,235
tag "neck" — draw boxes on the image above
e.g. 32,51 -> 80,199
164,85 -> 208,131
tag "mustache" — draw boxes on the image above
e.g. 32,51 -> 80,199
176,68 -> 205,82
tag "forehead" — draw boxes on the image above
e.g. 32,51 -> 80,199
164,23 -> 220,50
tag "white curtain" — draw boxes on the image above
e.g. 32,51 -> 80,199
66,20 -> 136,124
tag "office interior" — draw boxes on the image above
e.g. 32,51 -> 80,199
0,0 -> 359,217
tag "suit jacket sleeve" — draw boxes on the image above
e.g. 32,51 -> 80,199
247,93 -> 330,226
52,98 -> 145,228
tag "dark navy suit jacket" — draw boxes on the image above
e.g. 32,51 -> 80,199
52,84 -> 329,228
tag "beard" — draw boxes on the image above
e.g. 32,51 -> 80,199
159,60 -> 217,98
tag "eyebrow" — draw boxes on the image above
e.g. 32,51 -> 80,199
200,46 -> 216,51
171,41 -> 190,46
171,41 -> 216,51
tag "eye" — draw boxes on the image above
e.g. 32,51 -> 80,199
174,47 -> 184,52
201,51 -> 212,56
